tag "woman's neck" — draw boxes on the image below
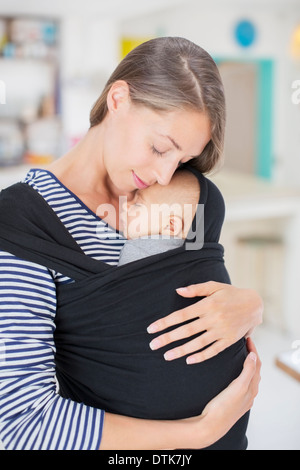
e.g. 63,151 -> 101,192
46,126 -> 122,218
45,123 -> 136,232
47,127 -> 104,190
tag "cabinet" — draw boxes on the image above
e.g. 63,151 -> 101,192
0,16 -> 61,166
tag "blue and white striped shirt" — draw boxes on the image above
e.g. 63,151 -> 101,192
0,169 -> 126,450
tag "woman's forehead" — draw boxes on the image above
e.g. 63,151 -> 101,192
149,108 -> 211,156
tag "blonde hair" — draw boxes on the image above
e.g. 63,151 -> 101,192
90,37 -> 225,174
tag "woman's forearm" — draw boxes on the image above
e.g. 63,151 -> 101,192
100,412 -> 209,450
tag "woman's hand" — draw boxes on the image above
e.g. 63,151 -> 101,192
197,337 -> 261,447
100,338 -> 261,449
147,281 -> 263,364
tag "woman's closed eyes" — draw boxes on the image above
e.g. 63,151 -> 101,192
151,145 -> 166,158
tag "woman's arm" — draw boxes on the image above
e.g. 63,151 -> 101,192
0,250 -> 260,450
100,338 -> 260,449
0,251 -> 103,450
147,281 -> 263,364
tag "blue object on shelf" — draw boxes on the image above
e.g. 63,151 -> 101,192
42,22 -> 57,46
234,20 -> 256,48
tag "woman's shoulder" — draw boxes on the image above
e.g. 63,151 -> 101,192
185,165 -> 225,214
204,175 -> 225,213
200,173 -> 226,243
23,168 -> 62,197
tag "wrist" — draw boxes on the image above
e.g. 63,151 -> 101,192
100,411 -> 213,450
179,413 -> 213,450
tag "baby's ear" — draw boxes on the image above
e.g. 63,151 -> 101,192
162,215 -> 183,237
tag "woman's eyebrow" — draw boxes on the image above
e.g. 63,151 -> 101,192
166,136 -> 182,151
159,134 -> 182,151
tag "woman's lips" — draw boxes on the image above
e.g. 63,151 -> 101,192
132,171 -> 149,189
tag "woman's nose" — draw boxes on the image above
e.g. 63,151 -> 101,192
155,159 -> 178,186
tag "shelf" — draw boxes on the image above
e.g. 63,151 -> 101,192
276,351 -> 300,382
0,14 -> 61,167
0,55 -> 57,63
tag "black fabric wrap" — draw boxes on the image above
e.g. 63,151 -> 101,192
0,167 -> 249,449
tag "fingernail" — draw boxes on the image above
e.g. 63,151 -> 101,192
164,350 -> 176,361
147,324 -> 158,334
176,287 -> 188,294
249,352 -> 257,362
149,338 -> 160,350
186,356 -> 196,365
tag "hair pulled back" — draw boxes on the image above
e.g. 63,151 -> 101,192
90,37 -> 225,174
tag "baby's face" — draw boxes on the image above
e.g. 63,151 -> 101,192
121,185 -> 163,239
120,170 -> 199,240
120,177 -> 198,240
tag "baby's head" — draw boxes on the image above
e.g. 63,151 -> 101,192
121,169 -> 200,240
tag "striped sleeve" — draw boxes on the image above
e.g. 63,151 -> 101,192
0,251 -> 104,450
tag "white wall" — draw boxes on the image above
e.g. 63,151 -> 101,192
59,17 -> 119,142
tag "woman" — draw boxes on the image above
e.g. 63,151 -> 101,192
0,37 -> 262,450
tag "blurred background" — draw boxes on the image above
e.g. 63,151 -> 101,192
0,0 -> 299,450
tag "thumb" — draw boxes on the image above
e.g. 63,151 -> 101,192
176,281 -> 223,298
239,351 -> 257,386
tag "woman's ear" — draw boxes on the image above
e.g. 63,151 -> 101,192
162,215 -> 183,238
107,80 -> 130,114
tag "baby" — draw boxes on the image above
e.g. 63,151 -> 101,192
118,168 -> 201,266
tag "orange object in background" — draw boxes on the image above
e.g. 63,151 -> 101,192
23,151 -> 55,165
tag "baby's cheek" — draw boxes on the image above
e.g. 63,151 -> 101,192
127,215 -> 142,238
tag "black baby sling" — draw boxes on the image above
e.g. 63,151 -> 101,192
0,166 -> 249,450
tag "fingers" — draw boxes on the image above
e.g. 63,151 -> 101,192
149,317 -> 206,351
147,296 -> 232,363
185,340 -> 229,364
149,322 -> 231,365
247,339 -> 262,387
161,332 -> 221,363
147,305 -> 202,335
176,281 -> 225,298
246,336 -> 258,355
146,282 -> 225,334
147,281 -> 224,334
237,343 -> 261,404
244,337 -> 262,391
242,350 -> 257,379
200,341 -> 261,436
147,282 -> 232,337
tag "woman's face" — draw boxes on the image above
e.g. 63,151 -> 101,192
102,81 -> 211,196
